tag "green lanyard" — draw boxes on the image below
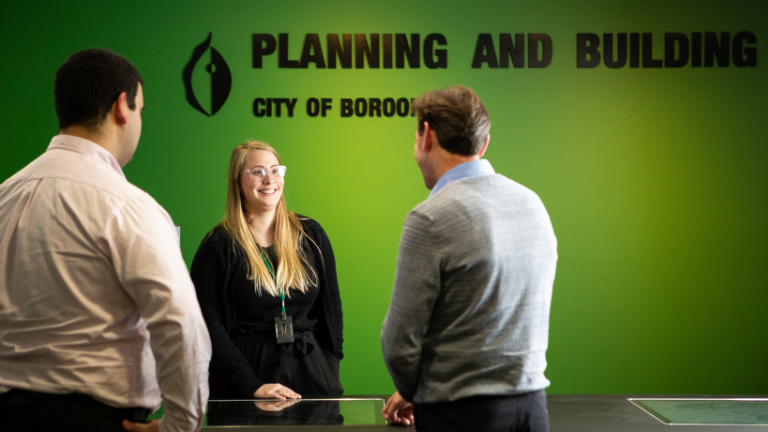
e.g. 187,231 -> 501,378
255,239 -> 286,317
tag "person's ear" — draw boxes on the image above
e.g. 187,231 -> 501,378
113,92 -> 130,126
478,134 -> 490,157
423,122 -> 434,152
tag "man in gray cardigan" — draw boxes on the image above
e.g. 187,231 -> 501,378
381,86 -> 557,432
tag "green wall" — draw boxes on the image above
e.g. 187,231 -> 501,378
1,0 -> 766,395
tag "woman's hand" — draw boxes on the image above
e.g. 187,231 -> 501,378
254,398 -> 301,412
253,383 -> 301,399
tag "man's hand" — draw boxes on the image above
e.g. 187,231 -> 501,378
253,383 -> 301,399
122,419 -> 160,432
382,391 -> 414,426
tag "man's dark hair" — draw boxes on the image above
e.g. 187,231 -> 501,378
54,48 -> 143,131
411,86 -> 491,156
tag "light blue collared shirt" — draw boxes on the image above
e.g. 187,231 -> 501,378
428,159 -> 496,199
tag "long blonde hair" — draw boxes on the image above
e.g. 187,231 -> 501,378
221,141 -> 317,297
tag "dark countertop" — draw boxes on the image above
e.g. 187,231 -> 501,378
201,394 -> 768,431
550,394 -> 768,432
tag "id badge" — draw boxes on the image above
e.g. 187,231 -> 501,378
275,315 -> 294,344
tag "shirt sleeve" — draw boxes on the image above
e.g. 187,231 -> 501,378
103,195 -> 212,432
381,210 -> 442,402
313,223 -> 343,360
190,230 -> 266,398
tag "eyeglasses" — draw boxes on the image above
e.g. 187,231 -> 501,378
242,165 -> 287,182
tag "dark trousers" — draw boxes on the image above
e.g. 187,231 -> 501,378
414,390 -> 550,432
0,388 -> 149,432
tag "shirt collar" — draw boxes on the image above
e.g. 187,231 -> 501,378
47,135 -> 126,179
428,159 -> 495,199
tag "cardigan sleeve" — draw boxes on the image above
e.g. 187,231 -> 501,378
305,219 -> 344,360
191,228 -> 265,398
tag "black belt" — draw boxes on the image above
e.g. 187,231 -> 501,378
0,388 -> 150,422
236,319 -> 317,356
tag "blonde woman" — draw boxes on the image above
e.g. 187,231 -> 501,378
191,141 -> 343,400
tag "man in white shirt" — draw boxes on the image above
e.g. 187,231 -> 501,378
0,49 -> 211,432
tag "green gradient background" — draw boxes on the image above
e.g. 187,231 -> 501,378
1,0 -> 766,395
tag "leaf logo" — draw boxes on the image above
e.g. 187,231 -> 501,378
183,33 -> 232,116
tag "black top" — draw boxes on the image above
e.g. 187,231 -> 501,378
236,244 -> 319,328
191,217 -> 343,398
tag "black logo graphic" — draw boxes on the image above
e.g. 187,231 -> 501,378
183,33 -> 232,116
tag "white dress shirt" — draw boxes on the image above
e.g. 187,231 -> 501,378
0,135 -> 212,432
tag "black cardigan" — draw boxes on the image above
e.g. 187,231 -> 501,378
190,217 -> 343,398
